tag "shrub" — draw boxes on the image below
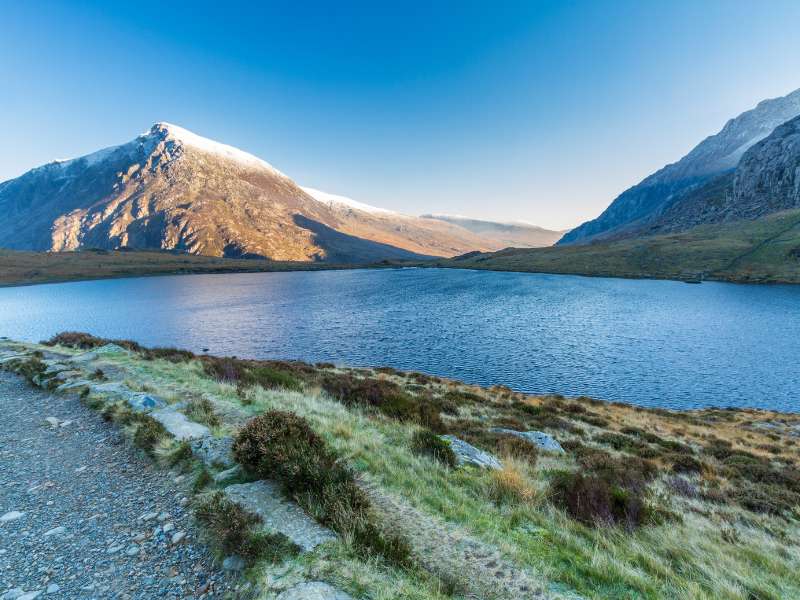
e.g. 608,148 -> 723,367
90,368 -> 106,381
665,476 -> 699,498
496,436 -> 539,466
671,454 -> 703,474
201,357 -> 302,392
143,347 -> 196,362
549,470 -> 651,529
233,411 -> 411,565
731,483 -> 800,516
411,430 -> 456,468
195,492 -> 299,564
321,373 -> 443,430
43,331 -> 142,352
193,468 -> 213,493
132,416 -> 169,454
184,398 -> 221,428
14,356 -> 47,383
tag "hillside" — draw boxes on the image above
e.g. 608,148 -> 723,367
437,209 -> 800,283
560,88 -> 800,245
2,334 -> 798,599
0,123 -> 502,263
422,214 -> 564,248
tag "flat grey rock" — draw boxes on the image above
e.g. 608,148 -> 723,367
191,436 -> 235,468
490,428 -> 565,454
127,393 -> 167,412
56,379 -> 92,393
0,511 -> 25,523
213,466 -> 242,484
151,407 -> 210,441
224,481 -> 336,552
440,435 -> 502,470
276,582 -> 353,600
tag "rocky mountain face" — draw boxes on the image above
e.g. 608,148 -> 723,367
560,88 -> 800,245
644,114 -> 800,234
0,123 -> 510,262
421,215 -> 564,248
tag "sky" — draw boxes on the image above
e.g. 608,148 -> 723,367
2,1 -> 800,230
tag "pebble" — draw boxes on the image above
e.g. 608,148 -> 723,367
1,589 -> 24,600
45,585 -> 59,595
222,556 -> 245,572
107,545 -> 123,554
125,544 -> 140,557
18,592 -> 42,600
162,522 -> 175,533
171,531 -> 186,545
0,511 -> 25,523
138,511 -> 158,521
157,512 -> 169,521
44,417 -> 60,428
43,526 -> 66,538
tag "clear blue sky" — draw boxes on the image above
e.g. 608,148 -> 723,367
3,1 -> 799,229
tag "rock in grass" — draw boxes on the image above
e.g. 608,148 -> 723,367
190,436 -> 235,468
222,555 -> 245,571
150,407 -> 210,441
439,435 -> 503,470
224,481 -> 337,552
489,428 -> 566,454
276,582 -> 353,600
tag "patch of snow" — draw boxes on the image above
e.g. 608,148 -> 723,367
151,122 -> 286,176
300,186 -> 397,215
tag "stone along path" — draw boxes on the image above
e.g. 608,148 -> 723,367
0,372 -> 241,600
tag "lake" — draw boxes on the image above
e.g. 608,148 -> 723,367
1,268 -> 798,411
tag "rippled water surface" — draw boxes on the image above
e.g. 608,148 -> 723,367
1,268 -> 799,411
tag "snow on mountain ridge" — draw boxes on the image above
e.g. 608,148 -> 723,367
300,186 -> 398,215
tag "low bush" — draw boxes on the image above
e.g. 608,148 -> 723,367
496,435 -> 539,465
132,415 -> 169,454
43,331 -> 142,352
731,483 -> 800,516
549,470 -> 651,529
184,398 -> 221,428
321,373 -> 443,431
142,347 -> 196,362
233,411 -> 411,565
195,492 -> 299,564
411,430 -> 457,468
14,356 -> 47,383
202,356 -> 303,392
670,454 -> 703,474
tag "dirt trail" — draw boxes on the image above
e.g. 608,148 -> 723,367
0,371 -> 240,600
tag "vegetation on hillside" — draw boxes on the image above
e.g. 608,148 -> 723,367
433,209 -> 800,284
4,333 -> 799,599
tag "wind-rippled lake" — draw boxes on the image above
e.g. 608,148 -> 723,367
1,268 -> 798,411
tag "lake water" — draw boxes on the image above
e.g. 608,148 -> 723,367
1,268 -> 798,411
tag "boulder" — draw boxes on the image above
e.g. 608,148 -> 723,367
439,435 -> 502,470
190,436 -> 235,468
276,582 -> 353,600
55,379 -> 93,393
150,407 -> 210,441
489,428 -> 565,454
224,481 -> 336,552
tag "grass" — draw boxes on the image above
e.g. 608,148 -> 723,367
195,491 -> 300,565
13,334 -> 800,600
0,248 -> 354,288
428,208 -> 800,284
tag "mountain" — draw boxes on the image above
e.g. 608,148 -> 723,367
0,123 -> 501,263
560,88 -> 800,245
643,114 -> 800,235
421,214 -> 564,247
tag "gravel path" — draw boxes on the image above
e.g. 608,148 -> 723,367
0,372 -> 242,600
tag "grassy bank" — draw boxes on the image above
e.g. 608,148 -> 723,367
428,210 -> 800,284
0,248 -> 363,287
2,333 -> 798,599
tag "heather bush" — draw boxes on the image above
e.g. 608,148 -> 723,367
411,429 -> 457,468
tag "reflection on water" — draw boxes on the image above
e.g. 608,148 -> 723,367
1,268 -> 799,411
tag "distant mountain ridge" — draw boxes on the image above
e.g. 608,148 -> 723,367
0,123 -> 552,262
422,214 -> 565,248
560,87 -> 800,245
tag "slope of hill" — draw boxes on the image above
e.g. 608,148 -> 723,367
422,214 -> 565,247
437,208 -> 800,283
560,88 -> 800,245
0,123 -> 500,263
3,336 -> 799,599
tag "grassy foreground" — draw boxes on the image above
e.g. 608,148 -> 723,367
2,333 -> 799,599
0,248 -> 358,287
430,209 -> 800,284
